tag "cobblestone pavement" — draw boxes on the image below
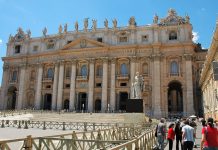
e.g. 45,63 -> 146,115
165,121 -> 202,150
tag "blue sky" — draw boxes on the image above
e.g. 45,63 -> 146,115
0,0 -> 217,85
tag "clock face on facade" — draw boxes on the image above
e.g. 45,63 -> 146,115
80,39 -> 87,48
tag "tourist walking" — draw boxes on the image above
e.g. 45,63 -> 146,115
200,117 -> 218,150
175,120 -> 183,150
157,118 -> 166,150
182,119 -> 195,150
167,123 -> 175,150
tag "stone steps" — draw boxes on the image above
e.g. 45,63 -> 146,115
30,113 -> 145,123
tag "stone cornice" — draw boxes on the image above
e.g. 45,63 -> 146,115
199,25 -> 218,85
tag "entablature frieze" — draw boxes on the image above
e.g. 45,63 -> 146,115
150,53 -> 162,61
183,54 -> 192,61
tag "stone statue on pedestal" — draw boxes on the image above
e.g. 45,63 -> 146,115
132,72 -> 144,99
42,27 -> 47,37
75,21 -> 79,32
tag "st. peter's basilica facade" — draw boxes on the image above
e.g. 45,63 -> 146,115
0,9 -> 207,117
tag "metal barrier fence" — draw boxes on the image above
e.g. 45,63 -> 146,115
0,124 -> 156,150
0,120 -> 146,131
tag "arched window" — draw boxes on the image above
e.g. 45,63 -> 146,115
12,71 -> 17,81
96,65 -> 103,77
169,31 -> 177,40
47,68 -> 53,78
170,61 -> 179,75
143,63 -> 148,75
121,63 -> 128,75
81,65 -> 87,76
65,67 -> 71,78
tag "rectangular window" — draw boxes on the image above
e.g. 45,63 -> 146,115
96,83 -> 102,87
97,38 -> 103,42
47,43 -> 55,49
33,45 -> 38,52
65,84 -> 70,88
119,37 -> 127,43
141,35 -> 148,42
15,45 -> 21,53
67,41 -> 72,44
120,83 -> 127,86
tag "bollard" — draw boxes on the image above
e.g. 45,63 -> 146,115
1,120 -> 5,128
84,122 -> 87,131
24,121 -> 28,129
96,129 -> 101,149
63,122 -> 66,130
93,123 -> 95,131
18,120 -> 21,129
43,121 -> 46,130
23,135 -> 32,150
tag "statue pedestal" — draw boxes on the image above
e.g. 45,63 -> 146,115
126,99 -> 143,113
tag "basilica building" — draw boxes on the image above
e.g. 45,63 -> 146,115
0,9 -> 207,117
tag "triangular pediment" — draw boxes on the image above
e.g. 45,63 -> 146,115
62,37 -> 108,50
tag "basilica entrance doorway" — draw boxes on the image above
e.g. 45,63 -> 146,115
95,99 -> 101,112
119,92 -> 128,111
64,99 -> 69,110
7,86 -> 17,109
77,93 -> 87,111
43,94 -> 52,110
168,81 -> 183,117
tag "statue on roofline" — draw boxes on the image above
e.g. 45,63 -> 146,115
58,25 -> 63,34
112,19 -> 117,29
75,21 -> 79,32
64,23 -> 68,33
42,27 -> 47,37
104,19 -> 108,29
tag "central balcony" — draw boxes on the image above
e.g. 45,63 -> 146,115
116,74 -> 129,80
76,75 -> 88,81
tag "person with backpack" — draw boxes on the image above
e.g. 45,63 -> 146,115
157,118 -> 166,150
200,117 -> 218,150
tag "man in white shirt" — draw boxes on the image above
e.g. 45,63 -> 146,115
182,119 -> 196,150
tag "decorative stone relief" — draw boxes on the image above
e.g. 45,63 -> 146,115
159,8 -> 187,26
80,39 -> 87,48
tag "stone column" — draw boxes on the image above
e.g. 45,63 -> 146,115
17,64 -> 26,109
101,57 -> 108,112
69,59 -> 77,111
152,54 -> 161,117
88,58 -> 95,112
57,60 -> 64,110
110,58 -> 116,111
184,54 -> 195,116
35,63 -> 43,109
0,64 -> 9,109
130,56 -> 136,99
52,62 -> 59,110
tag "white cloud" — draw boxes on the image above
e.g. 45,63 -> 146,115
0,39 -> 2,46
192,31 -> 199,43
